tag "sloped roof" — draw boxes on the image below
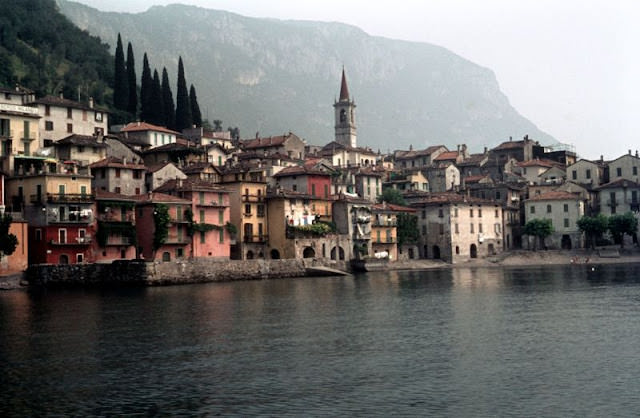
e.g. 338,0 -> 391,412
94,189 -> 137,201
410,192 -> 496,206
89,156 -> 146,170
339,68 -> 350,101
273,165 -> 331,178
55,134 -> 108,148
31,95 -> 108,112
242,132 -> 301,149
527,191 -> 583,201
153,178 -> 229,193
371,203 -> 416,213
517,158 -> 560,168
133,191 -> 190,204
121,121 -> 180,135
433,151 -> 459,161
395,145 -> 447,160
596,178 -> 640,190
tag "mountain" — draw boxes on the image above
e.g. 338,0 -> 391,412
58,0 -> 556,152
0,0 -> 113,105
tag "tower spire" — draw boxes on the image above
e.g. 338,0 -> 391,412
339,67 -> 350,102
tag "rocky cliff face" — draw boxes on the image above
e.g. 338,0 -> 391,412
58,1 -> 555,151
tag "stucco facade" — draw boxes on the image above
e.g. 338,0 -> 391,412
524,191 -> 585,250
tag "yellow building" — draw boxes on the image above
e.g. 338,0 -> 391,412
0,86 -> 40,172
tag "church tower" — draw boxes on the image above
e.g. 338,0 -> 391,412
334,68 -> 357,148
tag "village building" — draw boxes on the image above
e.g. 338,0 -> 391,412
182,127 -> 234,148
31,95 -> 108,146
205,142 -> 232,166
93,190 -> 137,262
134,192 -> 191,262
140,142 -> 205,167
181,161 -> 222,183
524,191 -> 585,250
425,163 -> 460,193
53,134 -> 108,167
89,156 -> 147,195
513,158 -> 563,185
566,158 -> 607,187
0,86 -> 41,173
385,168 -> 429,193
120,121 -> 180,150
333,196 -> 373,261
370,202 -> 415,262
241,132 -> 305,161
145,161 -> 187,192
412,192 -> 504,262
5,161 -> 94,264
266,189 -> 340,260
393,145 -> 448,170
607,152 -> 640,183
154,179 -> 232,259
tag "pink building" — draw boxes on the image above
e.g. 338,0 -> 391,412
134,192 -> 191,262
93,190 -> 137,262
154,179 -> 232,259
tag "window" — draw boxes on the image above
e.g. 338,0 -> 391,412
634,166 -> 638,176
244,204 -> 251,215
478,208 -> 482,218
135,187 -> 140,195
311,184 -> 316,196
564,204 -> 569,212
572,170 -> 577,180
454,208 -> 458,217
114,187 -> 121,194
547,204 -> 552,213
115,168 -> 121,178
530,206 -> 535,214
495,209 -> 499,218
324,184 -> 329,198
495,223 -> 501,234
82,110 -> 87,121
200,231 -> 206,243
45,121 -> 53,131
67,107 -> 72,119
0,118 -> 9,137
421,225 -> 427,235
455,223 -> 459,234
35,229 -> 42,241
199,209 -> 205,223
496,191 -> 501,200
470,223 -> 474,233
176,248 -> 184,258
617,167 -> 622,177
564,218 -> 570,228
257,205 -> 265,217
586,169 -> 591,179
376,230 -> 381,243
292,184 -> 297,192
439,224 -> 444,234
59,228 -> 67,244
470,209 -> 474,217
219,229 -> 224,243
133,170 -> 141,179
45,105 -> 50,116
438,208 -> 443,218
219,194 -> 224,205
76,253 -> 84,263
95,112 -> 103,122
199,192 -> 205,205
479,223 -> 483,233
100,168 -> 106,179
77,145 -> 84,153
67,123 -> 73,133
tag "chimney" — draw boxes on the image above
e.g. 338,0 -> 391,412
484,146 -> 488,154
59,92 -> 63,99
636,150 -> 639,158
629,149 -> 632,155
88,97 -> 94,109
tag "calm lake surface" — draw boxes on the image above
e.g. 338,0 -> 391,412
2,264 -> 640,417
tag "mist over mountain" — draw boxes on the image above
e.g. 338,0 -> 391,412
58,0 -> 556,151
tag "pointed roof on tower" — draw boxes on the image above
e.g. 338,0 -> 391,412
339,68 -> 350,101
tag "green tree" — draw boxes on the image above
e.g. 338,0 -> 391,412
126,42 -> 137,116
153,204 -> 170,252
378,187 -> 407,206
608,212 -> 638,248
149,69 -> 164,126
577,214 -> 609,250
524,218 -> 554,250
174,56 -> 192,131
139,53 -> 153,122
397,213 -> 419,247
0,214 -> 18,259
189,84 -> 202,127
161,67 -> 175,129
113,33 -> 128,111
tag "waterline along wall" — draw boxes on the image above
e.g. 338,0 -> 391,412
26,259 -> 347,287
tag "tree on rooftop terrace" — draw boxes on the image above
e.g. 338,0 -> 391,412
379,187 -> 407,206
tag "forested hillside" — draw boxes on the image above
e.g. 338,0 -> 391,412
0,0 -> 113,105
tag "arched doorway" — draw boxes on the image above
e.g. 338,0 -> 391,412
59,254 -> 69,264
331,246 -> 337,260
303,247 -> 315,258
408,247 -> 415,259
488,243 -> 496,255
270,249 -> 280,259
338,247 -> 345,260
470,244 -> 478,258
246,250 -> 254,260
162,252 -> 171,262
561,235 -> 572,250
432,245 -> 441,260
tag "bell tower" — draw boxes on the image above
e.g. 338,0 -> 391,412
334,68 -> 357,148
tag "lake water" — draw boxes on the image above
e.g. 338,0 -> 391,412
1,264 -> 640,417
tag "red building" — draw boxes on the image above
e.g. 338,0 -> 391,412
92,190 -> 137,262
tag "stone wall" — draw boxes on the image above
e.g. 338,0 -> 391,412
25,258 -> 339,288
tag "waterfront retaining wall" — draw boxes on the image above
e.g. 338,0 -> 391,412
26,258 -> 343,288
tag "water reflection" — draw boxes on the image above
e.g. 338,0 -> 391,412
1,264 -> 640,416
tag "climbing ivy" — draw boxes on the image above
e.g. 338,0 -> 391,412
153,204 -> 170,250
0,214 -> 18,259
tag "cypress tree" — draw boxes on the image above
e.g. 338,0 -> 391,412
113,33 -> 128,111
150,69 -> 165,126
161,67 -> 176,130
139,53 -> 153,122
126,42 -> 137,116
189,84 -> 202,128
174,56 -> 192,131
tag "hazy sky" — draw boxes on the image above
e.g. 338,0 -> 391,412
73,0 -> 640,160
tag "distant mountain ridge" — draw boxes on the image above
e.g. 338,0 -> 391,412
58,0 -> 556,152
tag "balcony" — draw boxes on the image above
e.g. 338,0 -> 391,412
50,236 -> 92,245
374,238 -> 396,244
48,210 -> 93,224
372,218 -> 397,227
105,236 -> 133,246
164,235 -> 189,244
242,194 -> 264,203
46,193 -> 93,204
244,234 -> 268,243
97,213 -> 134,223
197,200 -> 229,208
